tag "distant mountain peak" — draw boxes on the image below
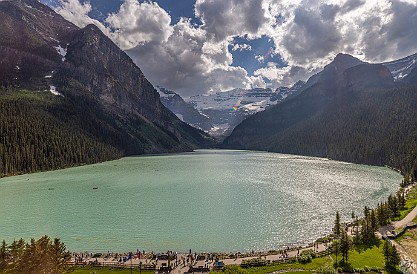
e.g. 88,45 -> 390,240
325,53 -> 364,73
382,52 -> 417,80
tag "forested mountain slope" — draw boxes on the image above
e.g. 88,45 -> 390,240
224,54 -> 417,176
0,0 -> 214,177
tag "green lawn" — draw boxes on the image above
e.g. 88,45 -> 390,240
66,266 -> 154,274
331,242 -> 385,272
348,245 -> 384,269
331,241 -> 400,274
215,257 -> 333,274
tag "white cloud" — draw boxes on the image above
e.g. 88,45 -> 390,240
250,76 -> 267,89
106,0 -> 173,49
53,0 -> 417,95
124,17 -> 257,96
232,43 -> 252,52
254,65 -> 314,88
255,55 -> 265,64
56,0 -> 104,30
195,0 -> 275,41
266,0 -> 417,86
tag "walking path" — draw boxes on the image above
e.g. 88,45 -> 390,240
394,204 -> 417,228
167,243 -> 328,274
71,242 -> 329,274
380,183 -> 417,274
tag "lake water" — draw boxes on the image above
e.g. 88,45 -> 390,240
0,150 -> 401,253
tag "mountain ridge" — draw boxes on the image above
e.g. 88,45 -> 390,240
223,52 -> 417,175
0,0 -> 214,177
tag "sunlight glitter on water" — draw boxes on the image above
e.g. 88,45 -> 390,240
0,150 -> 401,253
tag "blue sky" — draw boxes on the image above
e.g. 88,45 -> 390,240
44,0 -> 285,79
43,0 -> 417,96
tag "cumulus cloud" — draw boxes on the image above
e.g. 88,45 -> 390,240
231,43 -> 252,52
56,0 -> 104,30
124,17 -> 258,96
254,65 -> 313,88
267,0 -> 417,86
195,0 -> 275,41
54,0 -> 417,95
106,0 -> 173,49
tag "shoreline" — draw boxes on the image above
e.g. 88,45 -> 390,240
66,178 -> 414,259
1,149 -> 403,180
0,150 -> 406,263
68,182 -> 417,272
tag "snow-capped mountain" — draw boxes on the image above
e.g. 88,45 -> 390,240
157,86 -> 212,132
158,83 -> 305,138
382,53 -> 417,80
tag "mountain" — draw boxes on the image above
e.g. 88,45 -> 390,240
382,52 -> 417,81
403,66 -> 417,85
0,0 -> 78,89
157,86 -> 212,132
157,83 -> 305,138
0,0 -> 214,177
224,53 -> 417,174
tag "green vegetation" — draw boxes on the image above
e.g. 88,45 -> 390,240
0,236 -> 69,274
332,243 -> 385,270
0,90 -> 122,177
383,241 -> 400,271
217,257 -> 332,274
392,186 -> 417,221
297,250 -> 315,264
225,83 -> 417,177
0,88 -> 209,178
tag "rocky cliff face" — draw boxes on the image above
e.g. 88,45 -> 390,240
0,0 -> 214,156
0,0 -> 77,89
157,87 -> 212,131
341,64 -> 394,91
59,24 -> 168,122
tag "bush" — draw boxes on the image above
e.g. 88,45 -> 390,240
240,258 -> 268,268
298,249 -> 317,263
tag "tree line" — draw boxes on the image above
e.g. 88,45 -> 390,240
0,90 -> 122,177
332,186 -> 406,270
0,236 -> 70,274
225,84 -> 417,178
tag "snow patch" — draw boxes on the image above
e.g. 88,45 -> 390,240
156,86 -> 176,98
49,86 -> 64,97
186,88 -> 276,113
175,113 -> 184,121
384,54 -> 417,80
209,123 -> 231,136
54,45 -> 67,62
24,3 -> 45,15
44,71 -> 54,79
15,66 -> 20,70
49,36 -> 60,43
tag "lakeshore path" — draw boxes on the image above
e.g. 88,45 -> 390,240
164,243 -> 327,274
76,242 -> 328,274
393,204 -> 417,228
379,183 -> 417,274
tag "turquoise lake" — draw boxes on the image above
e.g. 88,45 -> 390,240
0,150 -> 401,253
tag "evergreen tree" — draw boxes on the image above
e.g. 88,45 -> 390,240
383,240 -> 400,270
370,209 -> 377,235
340,228 -> 352,263
0,236 -> 70,274
334,211 -> 341,238
0,240 -> 7,271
